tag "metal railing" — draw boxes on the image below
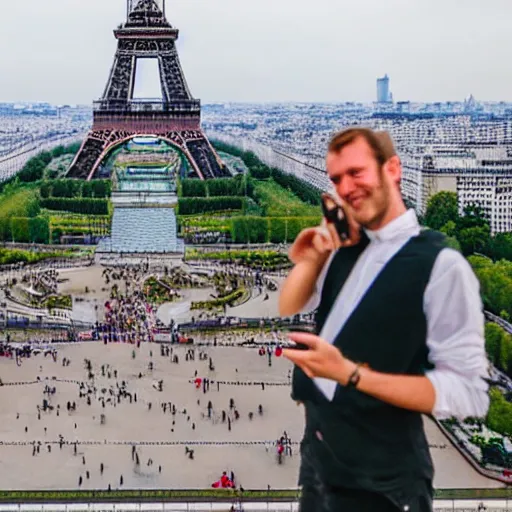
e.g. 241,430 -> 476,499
93,100 -> 200,113
0,501 -> 509,511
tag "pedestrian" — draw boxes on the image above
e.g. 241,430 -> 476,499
281,127 -> 489,511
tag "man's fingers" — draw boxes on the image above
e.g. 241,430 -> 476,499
325,222 -> 342,249
282,351 -> 314,379
312,230 -> 333,253
282,348 -> 307,363
287,332 -> 319,348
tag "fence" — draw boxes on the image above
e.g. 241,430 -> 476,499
0,501 -> 510,511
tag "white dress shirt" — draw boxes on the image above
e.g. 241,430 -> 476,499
301,209 -> 489,420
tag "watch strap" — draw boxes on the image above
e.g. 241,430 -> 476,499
346,363 -> 362,388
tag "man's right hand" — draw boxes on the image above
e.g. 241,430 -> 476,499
288,215 -> 361,266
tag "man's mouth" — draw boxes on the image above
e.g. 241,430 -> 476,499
348,195 -> 366,210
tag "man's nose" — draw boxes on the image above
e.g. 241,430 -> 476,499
337,177 -> 355,199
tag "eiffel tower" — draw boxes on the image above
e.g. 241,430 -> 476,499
67,0 -> 229,180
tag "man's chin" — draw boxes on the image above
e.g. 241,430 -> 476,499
353,210 -> 377,230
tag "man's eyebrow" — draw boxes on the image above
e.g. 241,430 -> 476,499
328,166 -> 365,180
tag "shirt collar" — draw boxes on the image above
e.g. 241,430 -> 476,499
364,209 -> 419,243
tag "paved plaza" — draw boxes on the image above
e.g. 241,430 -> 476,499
0,265 -> 504,490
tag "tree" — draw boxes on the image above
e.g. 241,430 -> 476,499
457,203 -> 490,232
486,388 -> 512,437
424,192 -> 458,230
485,323 -> 505,367
489,233 -> 512,261
458,225 -> 491,256
440,220 -> 457,238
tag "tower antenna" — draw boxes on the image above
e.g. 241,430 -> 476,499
163,0 -> 166,19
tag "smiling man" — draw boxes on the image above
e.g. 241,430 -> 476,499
278,127 -> 489,512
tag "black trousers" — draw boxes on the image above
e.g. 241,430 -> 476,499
300,482 -> 400,512
299,445 -> 433,512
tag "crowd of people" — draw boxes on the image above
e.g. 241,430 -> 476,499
95,266 -> 157,344
0,254 -> 307,491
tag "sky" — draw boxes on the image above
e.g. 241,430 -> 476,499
0,0 -> 511,104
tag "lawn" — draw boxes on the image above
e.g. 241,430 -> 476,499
0,184 -> 40,218
253,179 -> 321,217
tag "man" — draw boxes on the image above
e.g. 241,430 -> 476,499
279,127 -> 489,512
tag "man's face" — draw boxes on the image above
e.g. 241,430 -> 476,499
326,136 -> 391,230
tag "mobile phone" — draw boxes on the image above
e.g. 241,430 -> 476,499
284,326 -> 314,350
285,342 -> 310,351
321,193 -> 350,241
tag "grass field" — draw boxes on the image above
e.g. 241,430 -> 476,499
253,180 -> 321,217
0,184 -> 40,218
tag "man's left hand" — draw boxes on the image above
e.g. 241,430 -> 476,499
282,332 -> 355,385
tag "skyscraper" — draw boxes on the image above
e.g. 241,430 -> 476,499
376,74 -> 392,103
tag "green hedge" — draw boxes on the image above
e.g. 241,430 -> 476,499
181,179 -> 207,197
178,197 -> 246,215
40,179 -> 111,199
185,249 -> 291,269
0,487 -> 510,503
191,288 -> 245,310
0,248 -> 86,266
45,295 -> 72,310
231,216 -> 268,243
180,177 -> 253,198
230,216 -> 321,243
40,198 -> 109,215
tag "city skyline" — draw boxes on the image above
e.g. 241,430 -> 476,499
0,0 -> 511,104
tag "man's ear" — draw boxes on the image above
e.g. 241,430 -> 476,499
384,155 -> 402,186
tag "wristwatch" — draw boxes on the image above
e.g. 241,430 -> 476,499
346,363 -> 362,389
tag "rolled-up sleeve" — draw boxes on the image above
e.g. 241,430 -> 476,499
424,248 -> 490,420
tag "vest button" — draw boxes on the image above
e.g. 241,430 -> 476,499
315,430 -> 323,441
403,506 -> 410,511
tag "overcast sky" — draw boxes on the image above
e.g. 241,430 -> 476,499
0,0 -> 511,104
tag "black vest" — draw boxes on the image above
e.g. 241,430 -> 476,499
292,229 -> 448,505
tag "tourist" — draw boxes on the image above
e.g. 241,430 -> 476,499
281,127 -> 489,511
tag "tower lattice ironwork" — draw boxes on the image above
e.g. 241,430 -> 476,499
67,0 -> 229,180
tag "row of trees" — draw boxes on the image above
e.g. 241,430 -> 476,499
424,191 -> 512,259
485,322 -> 512,375
180,176 -> 254,198
486,388 -> 512,439
212,140 -> 322,206
40,179 -> 111,199
470,256 -> 512,321
0,216 -> 50,243
5,142 -> 81,186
